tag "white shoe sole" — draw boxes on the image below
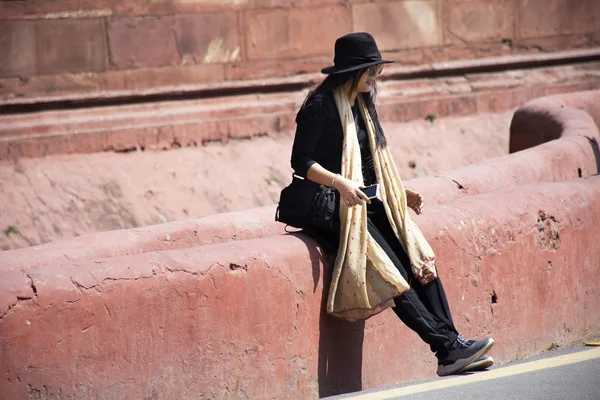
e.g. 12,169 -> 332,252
462,355 -> 494,372
436,338 -> 495,376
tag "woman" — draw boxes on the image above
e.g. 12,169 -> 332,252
289,32 -> 495,376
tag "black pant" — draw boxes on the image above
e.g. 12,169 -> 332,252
367,200 -> 459,357
307,199 -> 459,358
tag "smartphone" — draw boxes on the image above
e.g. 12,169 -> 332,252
361,184 -> 379,200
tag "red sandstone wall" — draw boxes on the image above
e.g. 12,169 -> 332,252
1,0 -> 599,103
1,177 -> 599,398
1,90 -> 599,397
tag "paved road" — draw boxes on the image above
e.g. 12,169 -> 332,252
326,346 -> 600,400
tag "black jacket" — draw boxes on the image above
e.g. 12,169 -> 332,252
290,88 -> 376,185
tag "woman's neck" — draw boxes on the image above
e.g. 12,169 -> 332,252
343,81 -> 357,106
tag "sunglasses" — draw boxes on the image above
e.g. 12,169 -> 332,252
367,64 -> 384,78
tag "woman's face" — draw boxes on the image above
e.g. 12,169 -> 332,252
356,64 -> 384,93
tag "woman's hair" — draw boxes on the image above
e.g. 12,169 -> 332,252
303,68 -> 387,148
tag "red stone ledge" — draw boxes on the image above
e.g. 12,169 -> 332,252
2,48 -> 599,107
1,176 -> 599,398
2,67 -> 599,159
0,206 -> 282,271
510,89 -> 600,153
2,90 -> 597,270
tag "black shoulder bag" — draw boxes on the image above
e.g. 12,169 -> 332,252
275,175 -> 339,230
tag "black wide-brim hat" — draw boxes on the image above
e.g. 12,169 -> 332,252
321,32 -> 394,75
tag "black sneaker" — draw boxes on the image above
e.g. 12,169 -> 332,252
436,336 -> 495,376
462,355 -> 494,372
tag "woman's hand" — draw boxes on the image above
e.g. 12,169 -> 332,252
406,188 -> 424,214
335,177 -> 370,207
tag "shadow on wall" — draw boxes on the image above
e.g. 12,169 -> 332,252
508,106 -> 562,154
318,307 -> 365,397
588,137 -> 600,175
292,232 -> 365,397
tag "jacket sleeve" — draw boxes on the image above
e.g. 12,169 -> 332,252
290,95 -> 327,177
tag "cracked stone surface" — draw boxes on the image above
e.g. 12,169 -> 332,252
1,88 -> 600,399
1,176 -> 599,399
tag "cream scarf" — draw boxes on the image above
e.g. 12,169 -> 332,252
327,87 -> 438,321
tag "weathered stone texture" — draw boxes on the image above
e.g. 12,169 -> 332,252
224,57 -> 328,80
518,0 -> 600,38
173,13 -> 241,64
0,0 -> 244,19
2,63 -> 599,161
107,17 -> 181,69
112,0 -> 247,16
2,88 -> 599,263
353,1 -> 441,51
0,63 -> 226,104
1,93 -> 600,397
244,6 -> 351,61
412,42 -> 513,64
444,0 -> 515,44
515,34 -> 600,53
0,0 -> 113,20
249,0 -> 341,8
2,0 -> 600,102
36,19 -> 107,75
0,21 -> 37,78
1,174 -> 600,397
